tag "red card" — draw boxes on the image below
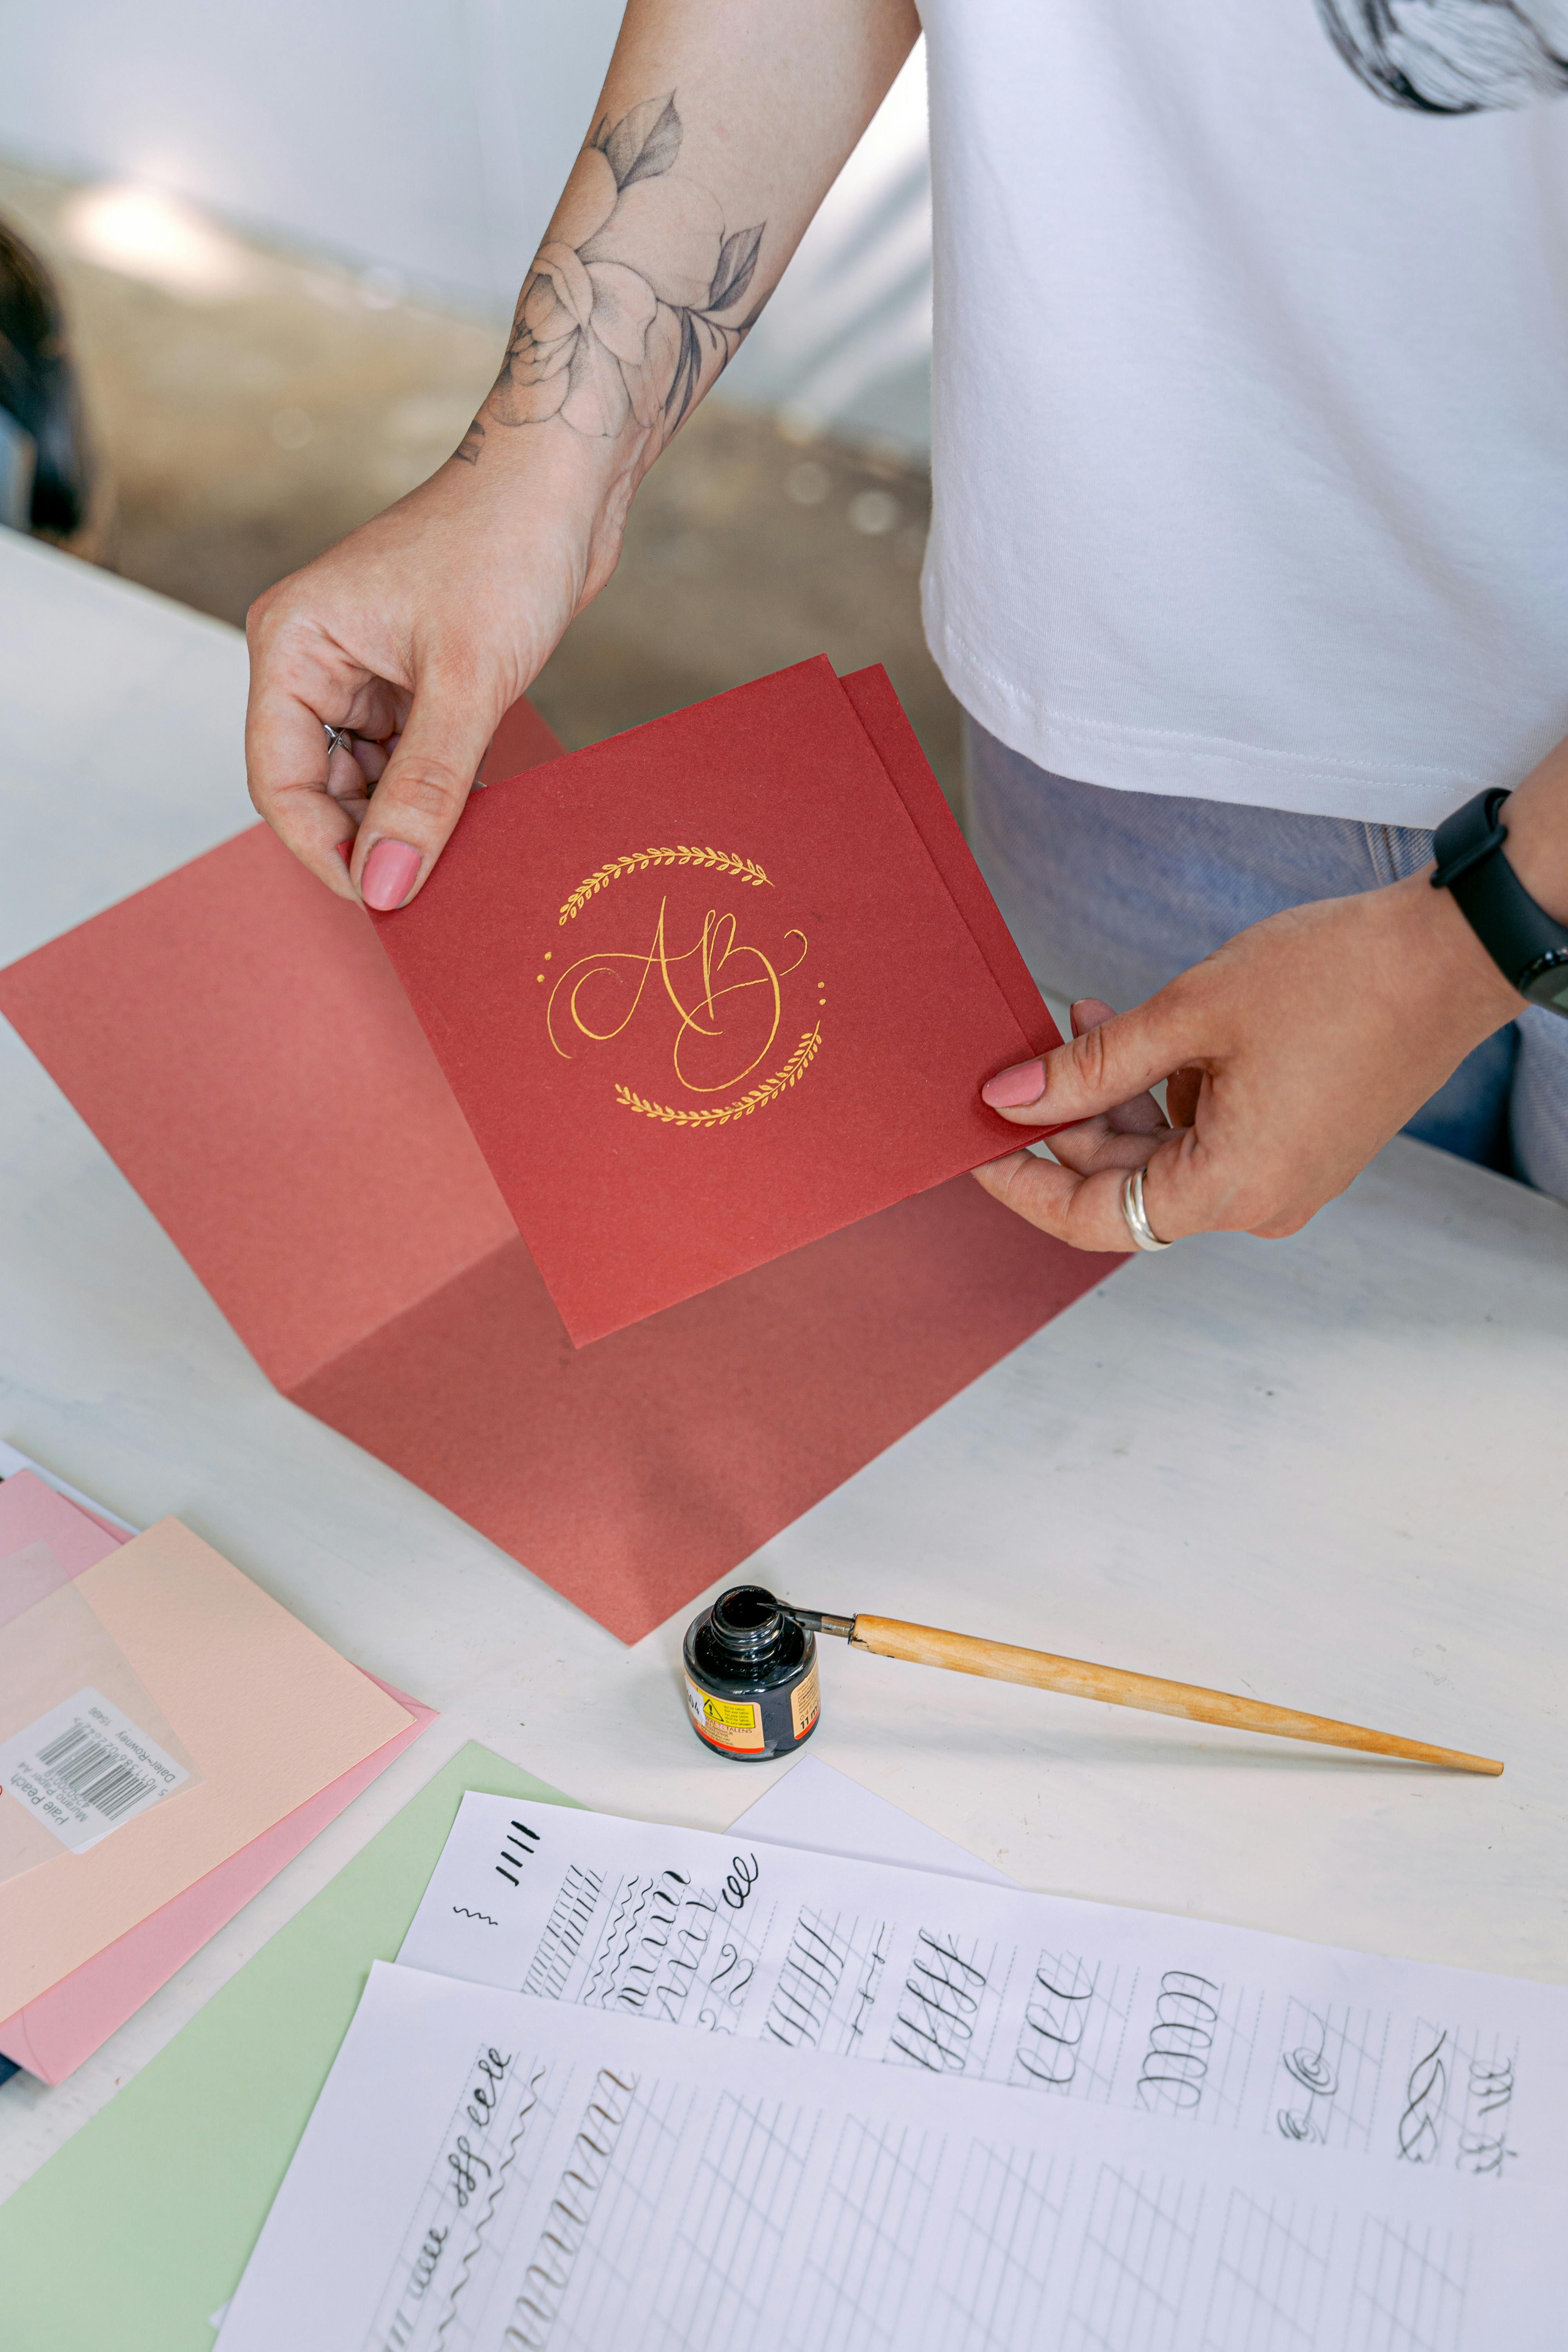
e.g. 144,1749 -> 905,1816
0,682 -> 1111,1644
372,659 -> 1056,1344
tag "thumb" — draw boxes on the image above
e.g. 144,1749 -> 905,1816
349,668 -> 501,912
982,986 -> 1197,1127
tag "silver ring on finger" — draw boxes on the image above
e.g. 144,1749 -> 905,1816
323,723 -> 355,758
1121,1163 -> 1172,1252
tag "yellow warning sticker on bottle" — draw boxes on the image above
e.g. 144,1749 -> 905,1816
790,1659 -> 821,1740
685,1676 -> 764,1753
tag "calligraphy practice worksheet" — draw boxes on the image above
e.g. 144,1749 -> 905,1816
369,1793 -> 1566,2346
217,1952 -> 1556,2351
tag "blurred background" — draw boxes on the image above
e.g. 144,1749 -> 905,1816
0,4 -> 959,792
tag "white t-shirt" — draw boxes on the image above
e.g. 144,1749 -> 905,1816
919,0 -> 1568,826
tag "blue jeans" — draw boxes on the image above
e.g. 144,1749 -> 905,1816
964,719 -> 1568,1201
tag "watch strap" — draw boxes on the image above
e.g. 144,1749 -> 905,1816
1430,788 -> 1568,995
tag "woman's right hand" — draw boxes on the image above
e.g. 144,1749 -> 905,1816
243,429 -> 630,911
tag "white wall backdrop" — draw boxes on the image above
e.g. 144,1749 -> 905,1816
0,0 -> 931,446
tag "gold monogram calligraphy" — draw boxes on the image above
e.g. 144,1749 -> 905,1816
543,845 -> 824,1129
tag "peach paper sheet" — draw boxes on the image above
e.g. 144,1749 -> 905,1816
0,1517 -> 412,2014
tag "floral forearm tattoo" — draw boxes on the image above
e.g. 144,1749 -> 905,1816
458,94 -> 765,462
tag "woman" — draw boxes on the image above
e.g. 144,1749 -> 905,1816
244,0 -> 1568,1256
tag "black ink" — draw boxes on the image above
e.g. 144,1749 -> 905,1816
653,1887 -> 718,2024
495,1818 -> 541,1887
409,2223 -> 448,2299
1283,2046 -> 1338,2096
584,1875 -> 653,2007
721,1854 -> 759,1912
504,2069 -> 638,2347
847,1925 -> 892,2044
433,2059 -> 546,2345
452,1907 -> 499,1927
466,2045 -> 513,2130
614,1870 -> 686,2013
765,1909 -> 852,2048
523,1864 -> 604,2000
888,1931 -> 988,2074
1277,2013 -> 1338,2143
1456,2053 -> 1517,2178
1014,1956 -> 1096,2090
705,1941 -> 755,2014
1397,2029 -> 1449,2164
1136,1971 -> 1220,2115
447,2134 -> 493,2207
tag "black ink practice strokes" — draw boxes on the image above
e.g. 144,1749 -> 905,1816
1010,1951 -> 1139,2104
887,1931 -> 995,2076
370,2043 -> 548,2352
503,2068 -> 639,2349
1395,2022 -> 1520,2176
1398,2027 -> 1450,2165
495,1819 -> 541,1888
523,1865 -> 605,2000
1273,2001 -> 1388,2152
1136,1973 -> 1222,2116
766,1909 -> 853,2050
720,1853 -> 759,1912
1457,2051 -> 1517,2179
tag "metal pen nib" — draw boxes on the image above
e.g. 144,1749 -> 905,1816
784,1606 -> 856,1639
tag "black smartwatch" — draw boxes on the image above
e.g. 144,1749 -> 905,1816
1430,789 -> 1568,1020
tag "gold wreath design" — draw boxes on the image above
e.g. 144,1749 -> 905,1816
614,1024 -> 822,1129
559,845 -> 770,925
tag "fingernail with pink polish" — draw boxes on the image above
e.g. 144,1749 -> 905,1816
982,1058 -> 1045,1110
361,838 -> 421,911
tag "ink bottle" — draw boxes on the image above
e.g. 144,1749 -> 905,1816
682,1584 -> 820,1761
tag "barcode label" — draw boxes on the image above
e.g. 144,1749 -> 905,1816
0,1686 -> 191,1853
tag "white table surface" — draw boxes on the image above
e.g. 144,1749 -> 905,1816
2,527 -> 1565,2200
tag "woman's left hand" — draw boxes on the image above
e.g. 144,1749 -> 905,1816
973,868 -> 1523,1253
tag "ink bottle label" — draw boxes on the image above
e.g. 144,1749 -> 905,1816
685,1676 -> 764,1754
790,1660 -> 821,1741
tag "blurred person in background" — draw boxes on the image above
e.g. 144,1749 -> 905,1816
243,0 -> 1568,1258
0,220 -> 107,555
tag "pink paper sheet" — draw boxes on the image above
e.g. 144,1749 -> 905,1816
0,1474 -> 433,2079
0,1518 -> 413,2014
0,1679 -> 433,2084
0,1471 -> 124,1623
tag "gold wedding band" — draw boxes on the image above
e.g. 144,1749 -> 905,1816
1121,1163 -> 1172,1252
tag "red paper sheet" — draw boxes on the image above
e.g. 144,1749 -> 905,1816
0,675 -> 1117,1641
372,659 -> 1044,1343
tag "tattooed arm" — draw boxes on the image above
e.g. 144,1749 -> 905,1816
245,0 -> 918,909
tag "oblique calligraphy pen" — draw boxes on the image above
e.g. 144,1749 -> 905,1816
681,1584 -> 1502,1773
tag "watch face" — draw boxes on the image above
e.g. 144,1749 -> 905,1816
1521,952 -> 1568,1019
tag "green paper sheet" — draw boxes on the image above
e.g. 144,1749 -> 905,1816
0,1742 -> 577,2352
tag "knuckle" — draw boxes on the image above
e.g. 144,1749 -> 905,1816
1072,1021 -> 1113,1092
381,765 -> 469,822
244,586 -> 277,641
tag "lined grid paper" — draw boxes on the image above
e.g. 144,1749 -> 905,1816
926,2141 -> 1073,2348
1201,2189 -> 1335,2349
1063,2165 -> 1203,2351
